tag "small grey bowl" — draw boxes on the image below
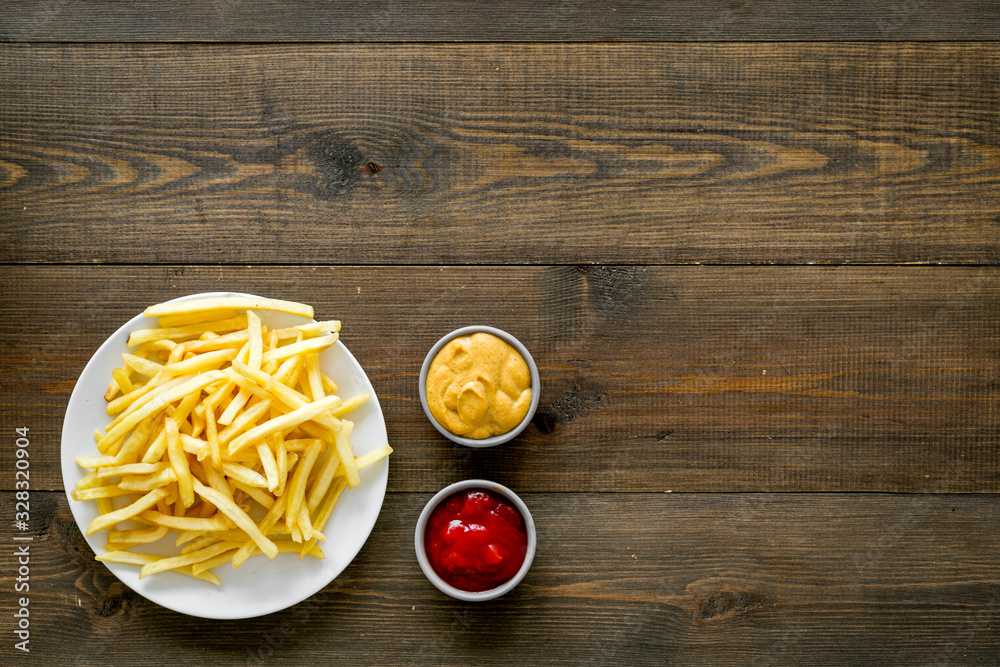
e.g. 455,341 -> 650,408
419,325 -> 540,448
414,479 -> 536,601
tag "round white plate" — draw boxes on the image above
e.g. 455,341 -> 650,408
60,292 -> 389,619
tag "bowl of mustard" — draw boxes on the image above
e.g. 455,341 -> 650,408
419,326 -> 540,448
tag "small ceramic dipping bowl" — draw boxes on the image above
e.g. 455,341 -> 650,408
414,479 -> 536,601
418,326 -> 540,448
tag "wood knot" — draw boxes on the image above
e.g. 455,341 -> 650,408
697,587 -> 773,621
532,411 -> 557,434
586,265 -> 651,325
547,381 -> 604,425
54,509 -> 94,564
95,581 -> 137,618
305,136 -> 364,197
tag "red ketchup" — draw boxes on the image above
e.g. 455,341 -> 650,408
424,488 -> 527,592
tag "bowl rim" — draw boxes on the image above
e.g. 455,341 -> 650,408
414,479 -> 536,602
418,325 -> 540,448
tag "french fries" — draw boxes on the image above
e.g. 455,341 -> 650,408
71,295 -> 392,585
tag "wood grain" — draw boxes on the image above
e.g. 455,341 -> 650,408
3,2 -> 997,663
3,1 -> 1000,42
2,44 -> 998,265
4,265 -> 997,493
2,491 -> 997,665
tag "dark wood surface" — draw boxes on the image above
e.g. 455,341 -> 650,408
1,5 -> 998,666
1,491 -> 998,665
4,1 -> 1000,42
2,44 -> 998,265
3,265 -> 998,494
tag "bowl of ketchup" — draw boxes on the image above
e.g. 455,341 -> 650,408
415,479 -> 536,601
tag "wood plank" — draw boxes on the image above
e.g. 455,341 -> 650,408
4,265 -> 997,493
2,44 -> 998,265
3,491 -> 997,664
2,1 -> 999,42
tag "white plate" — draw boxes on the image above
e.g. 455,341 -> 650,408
60,292 -> 389,619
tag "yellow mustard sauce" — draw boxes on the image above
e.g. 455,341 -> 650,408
426,332 -> 532,439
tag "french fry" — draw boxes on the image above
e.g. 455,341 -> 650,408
194,459 -> 233,500
180,532 -> 238,553
111,367 -> 134,395
201,378 -> 236,417
144,297 -> 312,319
217,384 -> 252,426
216,399 -> 271,445
118,467 -> 178,492
247,310 -> 263,370
165,418 -> 194,508
285,441 -> 322,542
332,421 -> 361,489
272,320 -> 341,340
166,390 -> 201,432
178,433 -> 208,458
261,334 -> 337,365
355,443 -> 394,472
300,477 -> 347,558
72,485 -> 140,501
159,348 -> 238,377
231,480 -> 275,510
191,548 -> 245,576
274,436 -> 289,497
204,400 -> 222,469
75,455 -> 118,470
85,488 -> 168,536
305,353 -> 324,400
95,462 -> 170,480
231,492 -> 288,568
141,427 -> 168,465
252,540 -> 324,563
257,441 -> 279,492
97,551 -> 222,585
126,314 -> 249,348
227,394 -> 342,456
132,339 -> 177,357
155,308 -> 240,328
122,353 -> 163,378
107,525 -> 169,545
139,510 -> 231,532
111,412 -> 162,465
105,374 -> 178,418
273,355 -> 300,386
167,343 -> 187,364
313,477 -> 347,535
105,377 -> 121,402
306,424 -> 351,512
188,412 -> 205,438
331,393 -> 371,418
320,372 -> 338,395
192,479 -> 278,559
185,330 -> 250,354
139,540 -> 244,579
297,504 -> 320,542
75,469 -> 102,490
221,462 -> 268,488
283,438 -> 323,453
95,497 -> 115,516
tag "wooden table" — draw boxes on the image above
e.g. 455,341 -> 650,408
2,3 -> 998,664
